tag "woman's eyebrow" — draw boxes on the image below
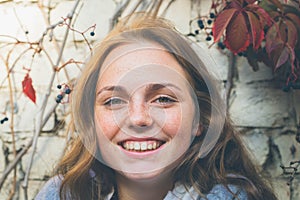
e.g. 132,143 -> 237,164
145,83 -> 182,92
96,85 -> 127,95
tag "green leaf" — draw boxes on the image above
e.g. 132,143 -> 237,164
246,11 -> 264,50
213,8 -> 238,43
266,0 -> 283,11
224,12 -> 250,53
283,5 -> 300,16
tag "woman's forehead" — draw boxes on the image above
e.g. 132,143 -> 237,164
96,43 -> 191,93
99,43 -> 187,80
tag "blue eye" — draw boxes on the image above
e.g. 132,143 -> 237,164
154,96 -> 177,104
104,98 -> 126,106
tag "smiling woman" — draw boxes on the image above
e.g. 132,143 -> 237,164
35,14 -> 277,200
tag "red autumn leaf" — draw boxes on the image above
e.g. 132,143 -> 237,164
249,5 -> 273,26
227,0 -> 243,9
265,24 -> 284,56
278,21 -> 288,42
286,13 -> 300,29
285,20 -> 298,49
213,8 -> 238,42
224,12 -> 250,54
22,74 -> 36,103
275,46 -> 289,70
246,11 -> 265,50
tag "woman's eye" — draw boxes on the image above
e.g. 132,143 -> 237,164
104,98 -> 126,106
153,96 -> 177,105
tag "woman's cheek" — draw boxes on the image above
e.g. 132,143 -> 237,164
161,110 -> 183,137
95,111 -> 118,139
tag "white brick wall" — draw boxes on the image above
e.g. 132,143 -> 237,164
0,0 -> 299,199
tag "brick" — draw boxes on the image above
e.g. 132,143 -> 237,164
0,91 -> 55,132
273,134 -> 300,166
241,129 -> 269,166
229,84 -> 289,127
272,178 -> 291,200
22,136 -> 66,179
237,57 -> 274,83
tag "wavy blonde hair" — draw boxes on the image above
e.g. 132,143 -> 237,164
55,14 -> 277,200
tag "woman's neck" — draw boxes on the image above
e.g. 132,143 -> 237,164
115,172 -> 174,200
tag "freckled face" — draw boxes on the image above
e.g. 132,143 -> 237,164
94,43 -> 200,180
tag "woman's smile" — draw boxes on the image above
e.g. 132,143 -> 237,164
118,139 -> 166,152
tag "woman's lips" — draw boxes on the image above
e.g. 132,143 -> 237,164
118,140 -> 165,152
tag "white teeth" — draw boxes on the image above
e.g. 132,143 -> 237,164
153,142 -> 157,149
129,143 -> 134,150
141,142 -> 147,150
134,143 -> 140,150
122,141 -> 163,152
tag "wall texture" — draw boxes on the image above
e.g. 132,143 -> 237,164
0,0 -> 299,199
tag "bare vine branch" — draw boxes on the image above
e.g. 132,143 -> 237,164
21,1 -> 82,198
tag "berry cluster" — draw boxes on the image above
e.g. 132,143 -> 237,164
56,84 -> 72,103
193,12 -> 215,42
0,117 -> 8,124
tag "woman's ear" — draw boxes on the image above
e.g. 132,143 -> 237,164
195,125 -> 203,136
192,123 -> 203,136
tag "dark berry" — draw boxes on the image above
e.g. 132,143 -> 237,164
197,19 -> 203,27
210,13 -> 215,19
199,24 -> 205,29
57,84 -> 62,89
210,31 -> 213,36
0,117 -> 8,124
217,42 -> 226,50
90,31 -> 95,36
206,36 -> 212,41
55,98 -> 61,103
238,52 -> 243,57
25,31 -> 29,34
207,19 -> 213,25
56,94 -> 63,103
65,88 -> 71,94
195,29 -> 200,35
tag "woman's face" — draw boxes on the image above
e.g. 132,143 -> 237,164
94,42 -> 200,181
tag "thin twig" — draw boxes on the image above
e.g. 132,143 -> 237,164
225,52 -> 236,108
19,0 -> 81,198
152,0 -> 163,17
160,0 -> 176,17
110,0 -> 131,30
0,95 -> 60,191
4,47 -> 17,200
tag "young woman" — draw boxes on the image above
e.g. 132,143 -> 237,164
36,15 -> 277,200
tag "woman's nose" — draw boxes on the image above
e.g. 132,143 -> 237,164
128,101 -> 153,128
